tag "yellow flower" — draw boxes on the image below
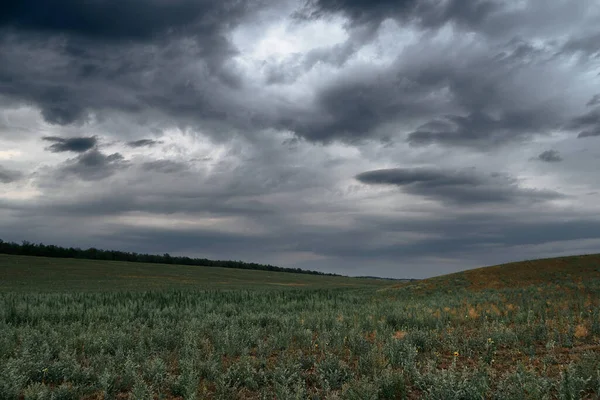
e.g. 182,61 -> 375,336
453,351 -> 459,357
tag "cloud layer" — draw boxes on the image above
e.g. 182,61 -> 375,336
1,0 -> 599,278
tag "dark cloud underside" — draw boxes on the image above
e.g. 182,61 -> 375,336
296,0 -> 499,30
142,160 -> 189,174
42,136 -> 97,153
356,167 -> 564,205
127,139 -> 161,148
568,108 -> 600,138
537,150 -> 562,163
0,0 -> 260,41
57,149 -> 129,181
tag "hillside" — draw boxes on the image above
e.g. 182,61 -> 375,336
0,254 -> 388,292
399,253 -> 600,293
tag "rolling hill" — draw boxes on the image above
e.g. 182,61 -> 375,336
396,253 -> 600,293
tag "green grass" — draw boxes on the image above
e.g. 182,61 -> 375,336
1,253 -> 599,399
400,253 -> 600,293
0,254 -> 389,292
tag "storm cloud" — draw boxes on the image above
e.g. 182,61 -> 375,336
42,136 -> 97,153
56,149 -> 129,181
355,167 -> 564,205
537,150 -> 563,163
0,0 -> 599,278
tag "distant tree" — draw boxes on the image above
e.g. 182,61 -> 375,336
0,238 -> 340,276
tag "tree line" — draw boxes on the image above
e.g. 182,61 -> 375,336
0,239 -> 340,276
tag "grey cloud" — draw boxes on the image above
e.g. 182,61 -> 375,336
355,167 -> 563,205
295,0 -> 499,31
587,94 -> 600,107
273,33 -> 567,146
265,23 -> 380,85
3,195 -> 599,277
275,0 -> 500,84
59,149 -> 129,181
562,31 -> 600,59
356,168 -> 480,187
42,136 -> 97,153
568,108 -> 600,138
38,86 -> 88,125
0,0 -> 271,127
0,165 -> 23,183
407,109 -> 555,148
141,160 -> 189,174
0,36 -> 238,129
127,139 -> 162,148
0,0 -> 262,43
276,70 -> 441,143
537,150 -> 562,163
20,135 -> 332,218
578,129 -> 600,138
268,1 -> 595,147
0,0 -> 586,150
570,109 -> 600,128
292,212 -> 600,265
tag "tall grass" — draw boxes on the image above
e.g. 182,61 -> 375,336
1,279 -> 599,398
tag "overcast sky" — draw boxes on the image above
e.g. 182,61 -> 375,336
1,0 -> 599,278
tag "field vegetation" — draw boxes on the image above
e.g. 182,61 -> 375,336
1,253 -> 599,399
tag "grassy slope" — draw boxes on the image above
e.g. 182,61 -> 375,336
0,254 -> 389,291
396,253 -> 600,293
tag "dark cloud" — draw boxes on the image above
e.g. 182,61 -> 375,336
568,108 -> 600,138
0,0 -> 261,42
59,149 -> 129,181
356,168 -> 480,187
0,36 -> 240,128
569,109 -> 600,127
355,167 -> 563,205
38,86 -> 88,125
0,165 -> 23,183
295,0 -> 499,31
127,139 -> 162,148
276,70 -> 442,143
0,0 -> 270,127
407,109 -> 555,148
537,150 -> 562,163
273,34 -> 565,146
562,32 -> 600,59
336,218 -> 600,267
141,160 -> 189,174
578,130 -> 600,138
42,136 -> 97,153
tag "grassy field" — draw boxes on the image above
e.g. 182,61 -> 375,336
1,253 -> 599,399
0,254 -> 389,292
